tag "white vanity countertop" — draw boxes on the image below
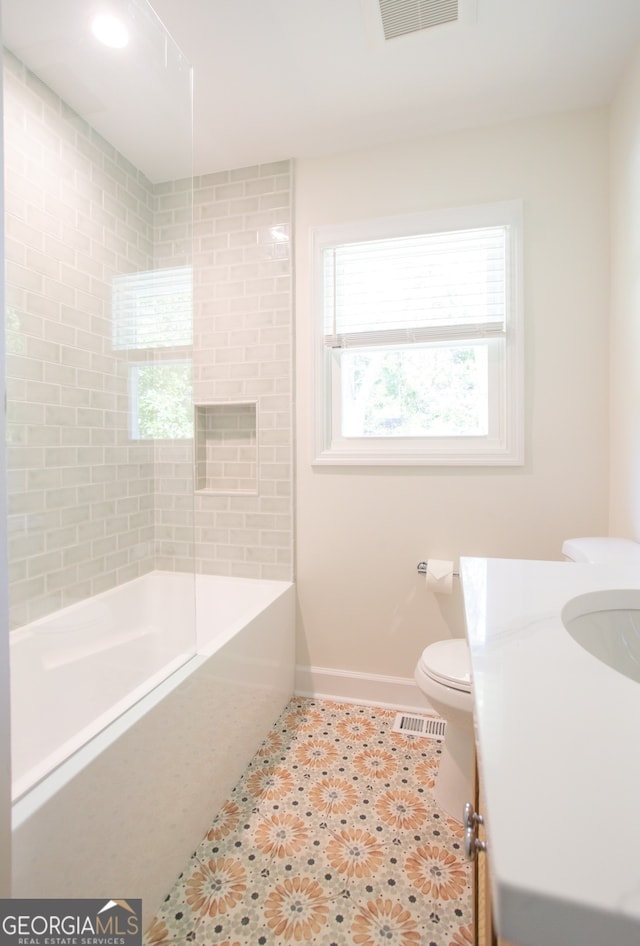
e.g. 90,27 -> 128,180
460,556 -> 640,946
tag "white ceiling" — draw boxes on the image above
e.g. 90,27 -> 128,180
5,0 -> 640,181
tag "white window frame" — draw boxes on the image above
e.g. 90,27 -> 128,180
311,201 -> 524,466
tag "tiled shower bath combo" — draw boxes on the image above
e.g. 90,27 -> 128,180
4,47 -> 293,632
146,698 -> 472,946
4,12 -> 295,917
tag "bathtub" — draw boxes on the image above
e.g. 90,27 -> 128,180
11,571 -> 295,929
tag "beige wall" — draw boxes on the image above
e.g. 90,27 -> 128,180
295,110 -> 610,680
610,44 -> 640,539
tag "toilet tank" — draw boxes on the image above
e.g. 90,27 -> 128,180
562,536 -> 640,563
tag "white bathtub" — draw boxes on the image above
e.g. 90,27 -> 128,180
11,571 -> 295,929
11,571 -> 199,801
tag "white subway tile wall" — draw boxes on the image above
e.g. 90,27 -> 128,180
150,179 -> 195,575
152,165 -> 294,579
4,52 -> 294,628
190,165 -> 293,578
4,52 -> 157,628
194,403 -> 258,494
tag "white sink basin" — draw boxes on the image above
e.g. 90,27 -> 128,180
561,588 -> 640,683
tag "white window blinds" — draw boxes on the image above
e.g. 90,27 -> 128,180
112,265 -> 193,350
323,226 -> 507,349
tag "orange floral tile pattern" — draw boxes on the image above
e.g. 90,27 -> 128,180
405,844 -> 469,900
353,746 -> 398,781
375,788 -> 427,831
264,876 -> 330,941
416,756 -> 440,789
184,857 -> 247,917
308,775 -> 359,816
294,736 -> 340,770
336,715 -> 377,741
254,731 -> 283,758
325,826 -> 385,879
144,917 -> 168,946
351,898 -> 422,946
207,801 -> 241,842
254,813 -> 308,859
145,698 -> 471,945
245,764 -> 293,800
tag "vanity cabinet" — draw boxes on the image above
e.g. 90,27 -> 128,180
471,762 -> 520,946
461,555 -> 640,946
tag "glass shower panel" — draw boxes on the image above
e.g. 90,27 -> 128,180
2,0 -> 195,776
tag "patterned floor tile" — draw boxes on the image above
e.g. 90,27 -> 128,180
145,698 -> 472,946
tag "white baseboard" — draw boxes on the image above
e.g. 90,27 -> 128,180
294,664 -> 435,714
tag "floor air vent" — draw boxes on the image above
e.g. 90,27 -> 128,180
392,712 -> 446,739
379,0 -> 459,40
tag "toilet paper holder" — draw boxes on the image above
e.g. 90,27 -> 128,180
417,561 -> 460,577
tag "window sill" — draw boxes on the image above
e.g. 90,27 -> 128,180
312,440 -> 524,467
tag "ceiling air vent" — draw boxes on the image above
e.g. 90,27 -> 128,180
379,0 -> 459,40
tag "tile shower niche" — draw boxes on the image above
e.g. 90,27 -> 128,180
194,402 -> 258,494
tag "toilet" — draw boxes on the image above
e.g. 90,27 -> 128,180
414,638 -> 473,822
414,536 -> 640,823
562,536 -> 640,564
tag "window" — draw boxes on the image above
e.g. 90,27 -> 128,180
112,266 -> 192,350
312,201 -> 523,465
112,266 -> 193,440
129,361 -> 193,440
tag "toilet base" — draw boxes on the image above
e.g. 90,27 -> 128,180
433,721 -> 474,823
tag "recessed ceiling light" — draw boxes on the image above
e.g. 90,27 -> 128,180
91,13 -> 129,48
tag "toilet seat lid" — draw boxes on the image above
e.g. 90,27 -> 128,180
419,639 -> 471,692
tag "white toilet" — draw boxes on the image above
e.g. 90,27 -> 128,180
562,536 -> 640,564
414,638 -> 473,822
